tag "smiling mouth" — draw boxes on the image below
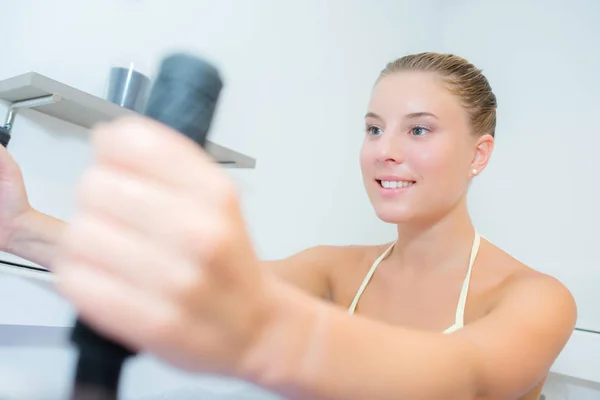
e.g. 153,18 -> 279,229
376,179 -> 416,189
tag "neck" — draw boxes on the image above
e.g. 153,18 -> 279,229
389,198 -> 477,272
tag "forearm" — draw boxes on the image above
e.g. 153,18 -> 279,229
243,283 -> 479,400
6,209 -> 66,270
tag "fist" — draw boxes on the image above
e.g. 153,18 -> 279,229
54,116 -> 273,375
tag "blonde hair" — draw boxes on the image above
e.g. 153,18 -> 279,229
379,52 -> 497,138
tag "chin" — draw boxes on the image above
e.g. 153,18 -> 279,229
372,204 -> 417,224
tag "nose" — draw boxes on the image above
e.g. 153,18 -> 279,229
375,131 -> 404,164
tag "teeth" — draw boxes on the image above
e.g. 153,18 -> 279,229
380,180 -> 414,189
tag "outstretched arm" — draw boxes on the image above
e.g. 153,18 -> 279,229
244,274 -> 576,400
6,208 -> 333,296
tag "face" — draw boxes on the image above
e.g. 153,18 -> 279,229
359,71 -> 493,224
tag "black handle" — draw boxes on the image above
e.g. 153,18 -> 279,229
70,320 -> 136,399
0,126 -> 11,147
68,52 -> 223,400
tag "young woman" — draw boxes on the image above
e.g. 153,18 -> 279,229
2,52 -> 576,399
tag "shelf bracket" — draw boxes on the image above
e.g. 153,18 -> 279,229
1,93 -> 62,147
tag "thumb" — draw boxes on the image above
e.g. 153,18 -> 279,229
204,188 -> 262,289
0,147 -> 22,178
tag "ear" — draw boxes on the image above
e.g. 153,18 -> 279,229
470,134 -> 494,176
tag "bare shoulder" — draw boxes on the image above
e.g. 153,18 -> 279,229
263,243 -> 387,300
459,240 -> 577,397
474,238 -> 577,349
483,241 -> 576,311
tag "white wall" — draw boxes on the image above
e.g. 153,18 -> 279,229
0,0 -> 443,324
433,0 -> 600,397
0,0 -> 440,398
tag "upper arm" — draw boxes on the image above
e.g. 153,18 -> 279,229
262,246 -> 337,300
457,274 -> 577,398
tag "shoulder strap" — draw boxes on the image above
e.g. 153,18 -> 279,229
452,232 -> 481,326
347,242 -> 396,314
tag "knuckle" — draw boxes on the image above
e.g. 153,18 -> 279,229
179,214 -> 208,249
212,218 -> 233,246
214,176 -> 239,207
171,265 -> 202,300
148,307 -> 182,344
178,212 -> 232,262
118,174 -> 144,202
177,202 -> 232,247
203,218 -> 233,260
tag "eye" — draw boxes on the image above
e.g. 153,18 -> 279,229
366,125 -> 383,136
410,125 -> 430,136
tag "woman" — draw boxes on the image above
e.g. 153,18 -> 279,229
1,52 -> 576,399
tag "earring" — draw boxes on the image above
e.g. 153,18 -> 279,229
472,169 -> 478,175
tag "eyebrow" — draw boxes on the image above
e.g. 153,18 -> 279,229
364,111 -> 439,120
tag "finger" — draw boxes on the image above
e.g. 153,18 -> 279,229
75,165 -> 224,258
60,211 -> 201,297
56,260 -> 192,355
90,116 -> 228,197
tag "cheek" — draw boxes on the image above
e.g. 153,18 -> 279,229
409,144 -> 446,177
409,141 -> 465,185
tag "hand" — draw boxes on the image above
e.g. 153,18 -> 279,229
53,116 -> 275,376
0,146 -> 34,250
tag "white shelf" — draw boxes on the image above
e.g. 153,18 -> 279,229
0,72 -> 256,168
